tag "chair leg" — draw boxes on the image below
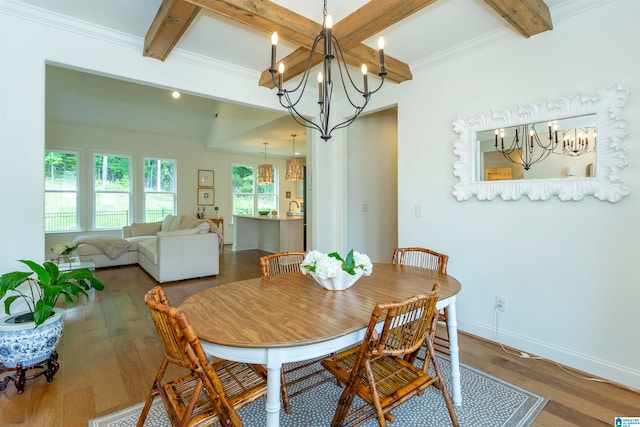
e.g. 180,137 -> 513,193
137,359 -> 168,427
331,377 -> 360,427
280,370 -> 291,413
424,336 -> 459,427
433,307 -> 451,355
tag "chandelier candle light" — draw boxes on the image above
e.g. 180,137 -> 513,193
269,0 -> 386,140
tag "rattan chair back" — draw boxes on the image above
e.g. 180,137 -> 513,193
392,247 -> 448,273
321,283 -> 459,427
137,286 -> 267,427
259,251 -> 307,277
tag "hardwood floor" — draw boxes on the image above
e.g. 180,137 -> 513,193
1,246 -> 637,426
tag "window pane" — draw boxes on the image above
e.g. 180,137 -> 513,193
258,194 -> 277,211
95,154 -> 130,229
144,159 -> 176,192
233,194 -> 254,215
233,166 -> 254,193
144,158 -> 177,222
45,192 -> 78,231
45,151 -> 78,232
45,151 -> 78,191
95,155 -> 130,190
95,193 -> 129,228
145,193 -> 175,222
257,180 -> 275,194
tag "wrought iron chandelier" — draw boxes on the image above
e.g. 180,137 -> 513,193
559,127 -> 596,156
269,0 -> 386,140
285,134 -> 303,181
494,123 -> 559,171
257,142 -> 273,184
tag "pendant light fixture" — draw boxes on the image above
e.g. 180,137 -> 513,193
285,133 -> 303,181
257,142 -> 273,183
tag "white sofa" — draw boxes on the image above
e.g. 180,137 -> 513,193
75,215 -> 220,283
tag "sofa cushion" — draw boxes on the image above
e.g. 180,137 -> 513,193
131,221 -> 162,236
138,239 -> 158,265
161,215 -> 177,232
125,235 -> 156,251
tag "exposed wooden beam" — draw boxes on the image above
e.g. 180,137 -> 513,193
185,0 -> 416,87
258,0 -> 435,87
332,0 -> 438,48
144,0 -> 200,61
482,0 -> 552,38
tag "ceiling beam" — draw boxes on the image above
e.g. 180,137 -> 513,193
144,0 -> 200,60
184,0 -> 417,87
258,0 -> 436,88
482,0 -> 553,38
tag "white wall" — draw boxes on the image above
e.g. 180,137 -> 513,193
347,108 -> 398,262
393,1 -> 640,388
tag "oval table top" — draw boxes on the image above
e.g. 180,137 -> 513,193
180,263 -> 461,349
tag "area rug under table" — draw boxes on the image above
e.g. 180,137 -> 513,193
89,357 -> 547,427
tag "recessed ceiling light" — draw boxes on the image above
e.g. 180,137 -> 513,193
171,91 -> 181,99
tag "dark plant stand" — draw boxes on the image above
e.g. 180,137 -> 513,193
0,351 -> 59,394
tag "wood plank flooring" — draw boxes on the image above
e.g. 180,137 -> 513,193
0,246 -> 637,426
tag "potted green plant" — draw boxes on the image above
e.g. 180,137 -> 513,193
0,260 -> 104,370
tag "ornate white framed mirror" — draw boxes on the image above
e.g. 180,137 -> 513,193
452,84 -> 629,202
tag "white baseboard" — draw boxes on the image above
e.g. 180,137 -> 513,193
457,317 -> 640,391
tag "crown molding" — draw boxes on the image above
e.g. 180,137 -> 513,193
410,0 -> 614,74
0,0 -> 258,82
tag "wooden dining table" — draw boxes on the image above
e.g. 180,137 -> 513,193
180,262 -> 462,427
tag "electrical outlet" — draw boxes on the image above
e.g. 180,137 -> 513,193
495,295 -> 506,312
414,204 -> 423,217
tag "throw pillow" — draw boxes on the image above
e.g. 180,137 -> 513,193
131,221 -> 162,236
161,215 -> 177,232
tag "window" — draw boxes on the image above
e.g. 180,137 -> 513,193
144,158 -> 177,222
44,151 -> 79,232
232,165 -> 278,216
94,154 -> 131,229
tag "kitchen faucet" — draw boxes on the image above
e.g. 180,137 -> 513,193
288,200 -> 300,215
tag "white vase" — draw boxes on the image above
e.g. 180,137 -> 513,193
0,308 -> 64,368
310,270 -> 363,291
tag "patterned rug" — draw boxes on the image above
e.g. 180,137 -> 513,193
89,357 -> 547,427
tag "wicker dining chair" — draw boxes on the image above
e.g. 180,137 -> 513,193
392,247 -> 451,355
259,251 -> 307,277
321,284 -> 459,427
260,251 -> 333,413
137,286 -> 268,427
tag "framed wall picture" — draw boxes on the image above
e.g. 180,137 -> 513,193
198,169 -> 214,187
197,188 -> 215,206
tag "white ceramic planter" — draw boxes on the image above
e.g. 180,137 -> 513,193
0,308 -> 64,368
310,270 -> 363,291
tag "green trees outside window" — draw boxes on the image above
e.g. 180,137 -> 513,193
232,165 -> 278,216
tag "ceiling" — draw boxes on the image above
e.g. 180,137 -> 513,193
31,0 -> 570,158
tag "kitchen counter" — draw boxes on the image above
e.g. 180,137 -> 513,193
232,214 -> 303,252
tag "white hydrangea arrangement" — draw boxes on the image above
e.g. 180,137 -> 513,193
301,249 -> 373,279
51,241 -> 76,258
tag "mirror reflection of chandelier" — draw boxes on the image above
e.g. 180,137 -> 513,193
268,0 -> 386,141
494,123 -> 559,170
559,127 -> 596,156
